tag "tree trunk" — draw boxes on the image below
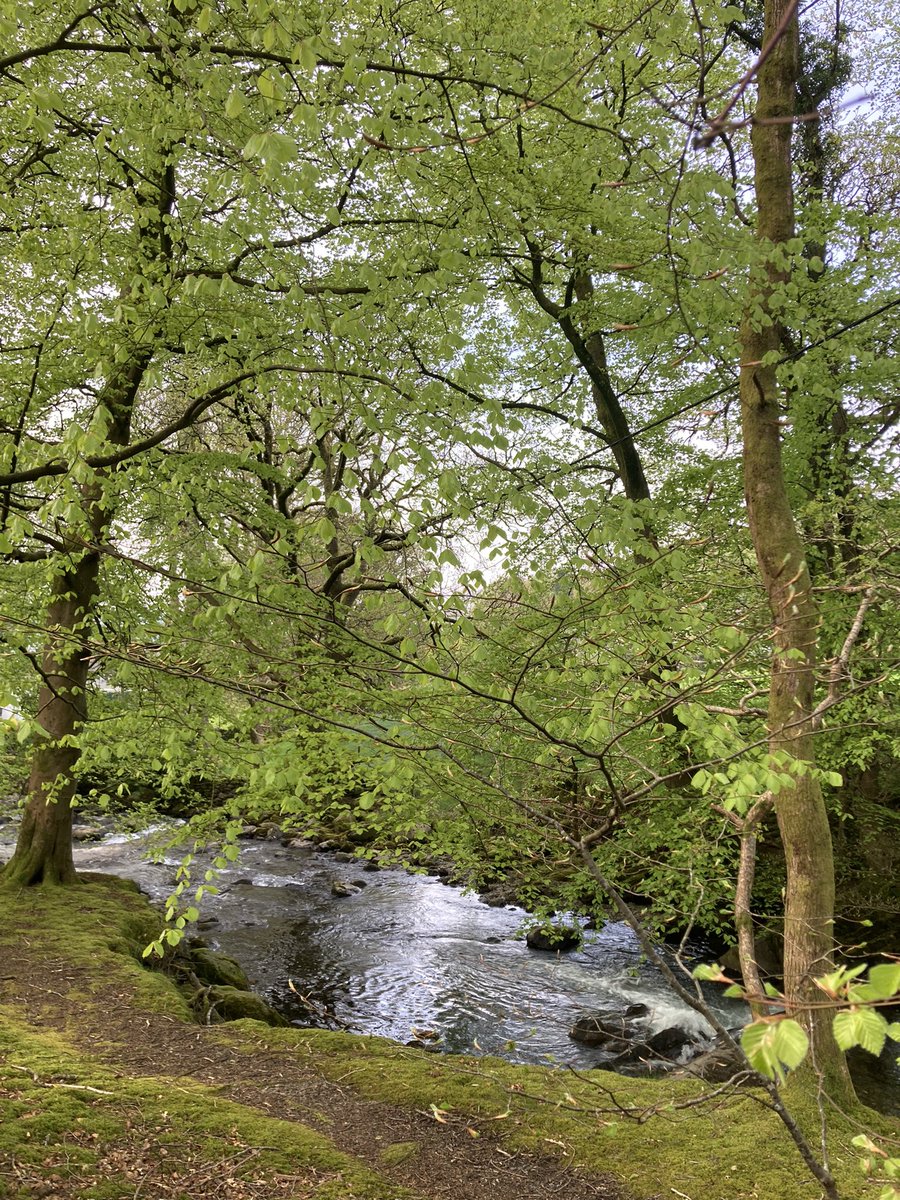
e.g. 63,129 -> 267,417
738,0 -> 854,1101
2,359 -> 150,888
2,558 -> 101,885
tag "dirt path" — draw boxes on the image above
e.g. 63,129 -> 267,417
2,951 -> 626,1200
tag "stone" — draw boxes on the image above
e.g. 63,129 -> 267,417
644,1026 -> 694,1057
526,924 -> 580,952
673,1044 -> 746,1084
569,1013 -> 631,1048
72,825 -> 105,842
189,947 -> 251,991
609,1025 -> 696,1068
331,878 -> 361,897
333,851 -> 355,862
200,985 -> 289,1027
362,859 -> 381,872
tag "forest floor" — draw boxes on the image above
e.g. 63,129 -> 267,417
0,875 -> 894,1200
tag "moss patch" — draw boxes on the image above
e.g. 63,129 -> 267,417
0,874 -> 191,1021
379,1141 -> 421,1167
227,1025 -> 897,1200
0,1018 -> 412,1200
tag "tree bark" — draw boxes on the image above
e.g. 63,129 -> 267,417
738,0 -> 854,1101
2,360 -> 149,887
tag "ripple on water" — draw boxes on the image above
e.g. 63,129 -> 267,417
47,829 -> 899,1105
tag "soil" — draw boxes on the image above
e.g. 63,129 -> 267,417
1,946 -> 625,1200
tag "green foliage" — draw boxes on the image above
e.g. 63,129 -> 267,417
741,1018 -> 810,1083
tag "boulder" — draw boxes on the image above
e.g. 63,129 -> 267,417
189,947 -> 251,991
331,878 -> 361,898
644,1026 -> 695,1057
72,824 -> 105,842
525,924 -> 580,952
609,1025 -> 696,1067
200,985 -> 289,1027
624,1003 -> 649,1018
570,1013 -> 631,1048
673,1044 -> 746,1084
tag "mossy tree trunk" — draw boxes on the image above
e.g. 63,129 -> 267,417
2,142 -> 173,888
4,552 -> 101,886
738,0 -> 854,1102
1,367 -> 147,888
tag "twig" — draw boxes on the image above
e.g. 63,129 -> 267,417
695,0 -> 801,147
812,586 -> 876,729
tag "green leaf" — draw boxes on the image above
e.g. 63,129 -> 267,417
867,964 -> 900,1001
225,90 -> 245,119
296,40 -> 317,72
741,1018 -> 808,1081
692,963 -> 726,981
771,1019 -> 809,1071
833,1008 -> 889,1056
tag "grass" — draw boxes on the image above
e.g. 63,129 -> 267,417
0,1019 -> 414,1200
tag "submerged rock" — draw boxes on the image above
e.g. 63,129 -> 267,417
569,1013 -> 631,1048
609,1025 -> 697,1068
331,878 -> 362,898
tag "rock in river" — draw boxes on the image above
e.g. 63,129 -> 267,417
525,924 -> 581,952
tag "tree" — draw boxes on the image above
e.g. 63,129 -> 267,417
735,0 -> 856,1101
0,2 -> 896,1129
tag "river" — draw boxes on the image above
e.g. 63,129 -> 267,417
2,824 -> 896,1108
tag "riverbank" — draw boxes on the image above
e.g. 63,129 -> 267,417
0,875 -> 895,1200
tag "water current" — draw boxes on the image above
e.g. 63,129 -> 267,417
3,827 -> 897,1109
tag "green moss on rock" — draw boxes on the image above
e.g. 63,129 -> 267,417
200,985 -> 289,1026
189,946 -> 251,990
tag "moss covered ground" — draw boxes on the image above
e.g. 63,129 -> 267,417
0,874 -> 895,1200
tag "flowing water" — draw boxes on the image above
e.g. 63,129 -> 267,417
2,825 -> 897,1108
56,830 -> 748,1063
